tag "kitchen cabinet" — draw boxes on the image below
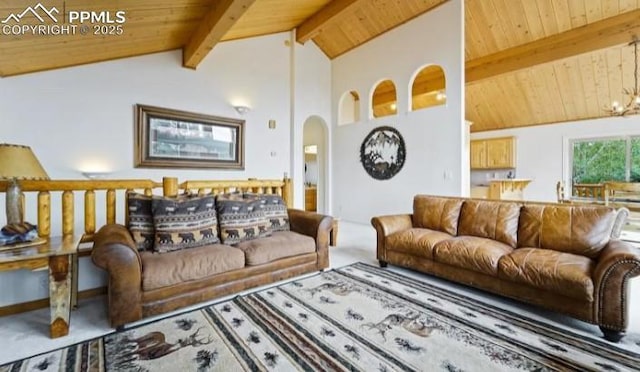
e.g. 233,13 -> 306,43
470,137 -> 516,169
470,140 -> 487,169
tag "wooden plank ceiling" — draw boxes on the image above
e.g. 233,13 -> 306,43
1,0 -> 639,132
465,0 -> 640,131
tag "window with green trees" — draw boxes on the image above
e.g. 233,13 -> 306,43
571,136 -> 640,187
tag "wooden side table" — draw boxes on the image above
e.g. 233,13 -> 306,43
0,235 -> 81,338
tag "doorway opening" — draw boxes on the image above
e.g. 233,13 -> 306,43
302,116 -> 328,213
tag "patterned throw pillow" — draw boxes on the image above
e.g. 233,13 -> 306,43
151,194 -> 219,253
216,193 -> 271,245
126,192 -> 154,251
245,193 -> 290,232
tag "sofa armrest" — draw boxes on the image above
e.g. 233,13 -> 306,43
593,239 -> 640,331
288,209 -> 333,269
371,214 -> 413,263
91,224 -> 143,328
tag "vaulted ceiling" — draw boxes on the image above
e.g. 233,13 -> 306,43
465,0 -> 640,131
1,0 -> 639,132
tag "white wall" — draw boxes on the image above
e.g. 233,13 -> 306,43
290,36 -> 332,211
0,33 -> 300,306
471,115 -> 640,202
331,0 -> 465,224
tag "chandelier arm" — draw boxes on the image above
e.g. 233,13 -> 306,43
605,38 -> 640,116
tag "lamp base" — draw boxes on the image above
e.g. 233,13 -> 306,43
5,178 -> 23,225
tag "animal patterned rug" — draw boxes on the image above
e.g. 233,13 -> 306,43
2,262 -> 640,371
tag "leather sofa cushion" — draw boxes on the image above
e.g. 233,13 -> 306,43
458,200 -> 521,247
234,231 -> 315,266
433,236 -> 513,276
413,196 -> 463,235
498,248 -> 594,301
517,205 -> 616,258
386,228 -> 453,259
141,244 -> 244,291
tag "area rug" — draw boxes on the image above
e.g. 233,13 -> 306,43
2,262 -> 640,372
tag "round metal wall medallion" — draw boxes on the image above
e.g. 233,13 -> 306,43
360,126 -> 406,180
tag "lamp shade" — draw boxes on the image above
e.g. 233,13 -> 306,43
0,144 -> 49,180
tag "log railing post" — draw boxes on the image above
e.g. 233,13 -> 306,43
61,191 -> 74,236
84,190 -> 96,235
282,176 -> 292,207
106,189 -> 116,224
37,191 -> 51,238
163,177 -> 178,197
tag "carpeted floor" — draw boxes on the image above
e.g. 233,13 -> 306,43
3,262 -> 639,372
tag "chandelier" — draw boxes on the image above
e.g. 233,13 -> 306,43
605,38 -> 640,116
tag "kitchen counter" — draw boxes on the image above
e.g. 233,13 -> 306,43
488,179 -> 532,200
470,179 -> 532,200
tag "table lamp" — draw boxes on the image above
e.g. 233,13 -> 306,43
0,144 -> 49,224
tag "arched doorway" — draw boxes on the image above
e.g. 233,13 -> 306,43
302,116 -> 328,213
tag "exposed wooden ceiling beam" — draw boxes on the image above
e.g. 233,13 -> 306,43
296,0 -> 363,44
183,0 -> 256,69
466,9 -> 640,84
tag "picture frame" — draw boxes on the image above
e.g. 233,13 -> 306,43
134,104 -> 244,169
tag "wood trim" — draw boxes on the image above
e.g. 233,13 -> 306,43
466,9 -> 640,84
469,114 -> 613,133
296,0 -> 363,44
183,0 -> 257,69
0,179 -> 160,193
0,287 -> 106,317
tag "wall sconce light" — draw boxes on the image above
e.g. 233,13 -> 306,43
82,171 -> 110,180
268,119 -> 276,129
233,105 -> 251,115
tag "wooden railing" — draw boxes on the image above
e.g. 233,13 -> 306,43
0,176 -> 293,250
556,180 -> 640,215
178,178 -> 292,203
0,179 -> 160,245
556,181 -> 606,204
572,183 -> 606,200
604,182 -> 640,213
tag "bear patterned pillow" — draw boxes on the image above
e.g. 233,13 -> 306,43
126,192 -> 154,251
216,193 -> 271,245
151,194 -> 219,253
245,193 -> 290,232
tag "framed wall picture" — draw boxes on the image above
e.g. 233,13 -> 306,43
134,104 -> 244,169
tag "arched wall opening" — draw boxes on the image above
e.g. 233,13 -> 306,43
338,90 -> 360,125
371,79 -> 397,118
410,64 -> 446,111
302,115 -> 328,214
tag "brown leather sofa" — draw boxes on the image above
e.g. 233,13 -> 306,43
372,195 -> 640,342
93,209 -> 332,328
